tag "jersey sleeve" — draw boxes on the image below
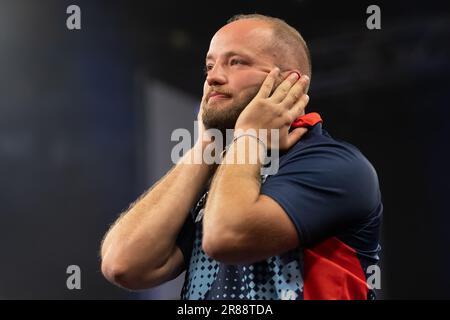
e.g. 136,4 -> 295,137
260,143 -> 381,247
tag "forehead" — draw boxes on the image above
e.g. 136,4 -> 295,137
206,19 -> 274,59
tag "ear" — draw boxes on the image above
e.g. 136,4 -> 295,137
281,69 -> 302,80
284,69 -> 309,93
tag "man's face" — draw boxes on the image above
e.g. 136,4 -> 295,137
201,19 -> 282,133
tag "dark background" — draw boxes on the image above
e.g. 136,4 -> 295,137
0,0 -> 449,299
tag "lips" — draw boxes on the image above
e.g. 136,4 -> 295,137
208,91 -> 231,101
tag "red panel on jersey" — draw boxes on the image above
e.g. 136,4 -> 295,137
291,112 -> 323,129
303,237 -> 368,300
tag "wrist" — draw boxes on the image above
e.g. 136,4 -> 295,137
223,135 -> 267,166
191,142 -> 220,173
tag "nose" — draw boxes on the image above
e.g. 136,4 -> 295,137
206,64 -> 227,86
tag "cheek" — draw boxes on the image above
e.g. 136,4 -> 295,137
234,72 -> 266,92
232,72 -> 266,101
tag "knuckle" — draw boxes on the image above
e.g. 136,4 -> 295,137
280,86 -> 289,95
285,114 -> 294,124
274,108 -> 283,117
260,99 -> 270,108
292,92 -> 300,101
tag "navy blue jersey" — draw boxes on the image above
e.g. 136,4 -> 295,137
176,121 -> 382,300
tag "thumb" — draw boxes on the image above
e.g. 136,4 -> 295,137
286,127 -> 308,148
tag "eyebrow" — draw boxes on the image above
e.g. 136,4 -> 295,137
205,51 -> 252,62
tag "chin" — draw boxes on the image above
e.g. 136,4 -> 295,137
207,99 -> 233,109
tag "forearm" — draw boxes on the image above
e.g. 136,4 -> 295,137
101,144 -> 215,275
203,136 -> 264,239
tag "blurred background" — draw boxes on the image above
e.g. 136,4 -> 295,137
0,0 -> 449,299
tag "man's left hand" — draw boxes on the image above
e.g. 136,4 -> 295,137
234,68 -> 310,150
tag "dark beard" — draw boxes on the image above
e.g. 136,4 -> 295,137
202,89 -> 258,136
202,102 -> 245,135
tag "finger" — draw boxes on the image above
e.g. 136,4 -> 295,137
256,67 -> 280,99
286,127 -> 308,148
201,80 -> 209,100
197,105 -> 203,120
288,94 -> 310,119
270,71 -> 300,103
281,75 -> 310,109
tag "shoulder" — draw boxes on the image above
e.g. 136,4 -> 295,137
274,124 -> 381,210
284,124 -> 378,176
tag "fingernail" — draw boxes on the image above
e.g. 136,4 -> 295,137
289,72 -> 300,80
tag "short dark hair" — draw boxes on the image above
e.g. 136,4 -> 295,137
227,14 -> 312,79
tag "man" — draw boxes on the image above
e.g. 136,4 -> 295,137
100,14 -> 382,300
